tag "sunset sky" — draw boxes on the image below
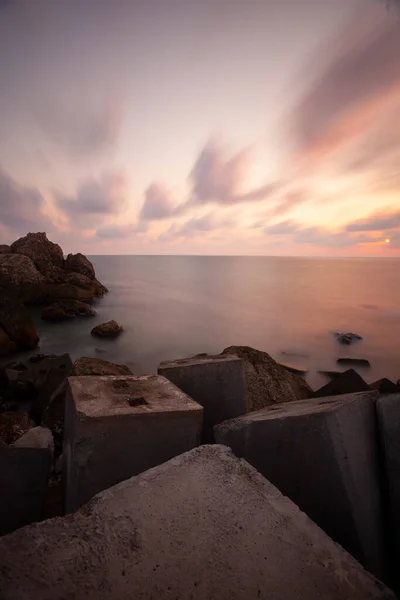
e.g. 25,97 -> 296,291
0,0 -> 399,256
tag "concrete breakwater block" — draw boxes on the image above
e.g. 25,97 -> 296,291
377,394 -> 400,592
0,444 -> 52,535
214,391 -> 386,579
0,445 -> 394,600
64,375 -> 203,513
158,355 -> 246,441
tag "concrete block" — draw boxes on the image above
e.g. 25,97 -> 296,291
158,354 -> 246,441
377,394 -> 400,592
64,375 -> 203,513
313,368 -> 369,397
0,445 -> 394,600
215,391 -> 386,579
0,445 -> 52,535
13,426 -> 54,457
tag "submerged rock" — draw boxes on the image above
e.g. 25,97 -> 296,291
91,320 -> 123,338
41,300 -> 96,322
278,362 -> 308,375
221,346 -> 313,410
335,332 -> 363,345
337,358 -> 370,367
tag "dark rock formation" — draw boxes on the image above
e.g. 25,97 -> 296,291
0,232 -> 107,308
369,378 -> 400,395
0,299 -> 39,351
91,320 -> 123,338
0,244 -> 10,254
313,369 -> 369,398
221,346 -> 313,410
335,332 -> 363,345
0,412 -> 34,444
72,357 -> 133,376
337,358 -> 371,367
0,327 -> 17,356
65,253 -> 95,280
41,300 -> 96,322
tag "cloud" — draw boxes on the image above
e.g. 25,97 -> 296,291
264,219 -> 378,248
139,184 -> 179,221
0,165 -> 51,234
34,97 -> 122,156
96,221 -> 148,239
346,209 -> 400,232
159,213 -> 235,242
189,141 -> 277,206
292,18 -> 400,159
55,172 -> 126,223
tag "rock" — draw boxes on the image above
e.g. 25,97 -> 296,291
0,244 -> 10,254
65,253 -> 95,280
13,426 -> 54,457
28,354 -> 58,363
0,326 -> 17,356
41,381 -> 67,431
335,332 -> 363,345
73,357 -> 133,376
31,354 -> 74,418
318,369 -> 343,379
10,232 -> 64,278
370,378 -> 400,395
337,358 -> 371,367
313,369 -> 369,398
0,253 -> 45,287
0,298 -> 39,351
278,362 -> 308,375
41,300 -> 96,322
91,320 -> 123,338
0,232 -> 107,304
0,445 -> 394,600
221,346 -> 313,409
0,412 -> 34,444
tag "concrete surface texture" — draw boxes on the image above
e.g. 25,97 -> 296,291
0,445 -> 52,535
214,391 -> 386,580
377,394 -> 400,594
13,426 -> 54,456
0,445 -> 394,600
158,354 -> 246,441
64,375 -> 203,513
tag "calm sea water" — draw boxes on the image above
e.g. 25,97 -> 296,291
26,256 -> 400,389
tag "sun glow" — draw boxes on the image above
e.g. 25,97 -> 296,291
385,238 -> 391,243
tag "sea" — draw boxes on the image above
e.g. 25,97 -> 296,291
24,256 -> 400,390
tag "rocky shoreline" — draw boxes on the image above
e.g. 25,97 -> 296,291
1,232 -> 400,599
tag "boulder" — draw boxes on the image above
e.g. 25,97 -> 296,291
221,346 -> 313,410
91,320 -> 123,338
0,327 -> 17,356
41,300 -> 96,322
13,426 -> 54,458
0,253 -> 45,287
0,298 -> 39,351
65,253 -> 96,280
0,412 -> 34,444
0,244 -> 10,254
313,369 -> 369,398
30,354 -> 74,418
10,232 -> 64,278
73,357 -> 133,376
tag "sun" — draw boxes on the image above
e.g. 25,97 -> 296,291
385,238 -> 391,244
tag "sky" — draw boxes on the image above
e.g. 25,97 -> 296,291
0,0 -> 399,256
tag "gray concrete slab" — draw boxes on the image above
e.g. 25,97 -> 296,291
0,445 -> 394,600
214,391 -> 386,580
64,375 -> 203,513
0,445 -> 52,535
377,394 -> 400,594
158,354 -> 246,441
